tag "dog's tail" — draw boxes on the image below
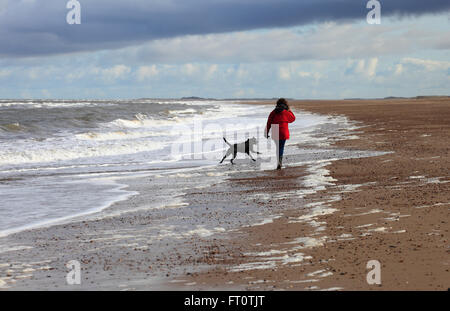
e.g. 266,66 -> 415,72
223,137 -> 232,146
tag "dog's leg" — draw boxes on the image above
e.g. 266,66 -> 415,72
219,154 -> 227,164
220,149 -> 232,164
231,150 -> 237,164
247,152 -> 256,162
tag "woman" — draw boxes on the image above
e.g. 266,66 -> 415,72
265,98 -> 296,169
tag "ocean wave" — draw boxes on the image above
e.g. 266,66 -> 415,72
0,101 -> 269,167
75,130 -> 163,141
0,139 -> 167,166
103,113 -> 189,130
102,104 -> 262,131
0,101 -> 105,109
167,108 -> 198,115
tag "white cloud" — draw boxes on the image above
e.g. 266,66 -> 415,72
205,64 -> 218,78
66,66 -> 130,82
298,71 -> 311,78
100,65 -> 131,81
355,60 -> 366,75
401,57 -> 450,71
27,68 -> 39,79
352,58 -> 378,78
236,66 -> 248,79
108,19 -> 448,65
65,68 -> 91,81
136,65 -> 159,81
278,66 -> 291,80
298,71 -> 322,82
0,54 -> 447,100
394,63 -> 403,75
181,63 -> 197,75
366,58 -> 378,78
278,62 -> 305,80
26,66 -> 58,80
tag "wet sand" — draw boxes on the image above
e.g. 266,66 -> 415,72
176,97 -> 450,290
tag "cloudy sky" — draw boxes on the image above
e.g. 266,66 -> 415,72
0,0 -> 449,99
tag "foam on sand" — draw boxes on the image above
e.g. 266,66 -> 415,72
229,252 -> 312,272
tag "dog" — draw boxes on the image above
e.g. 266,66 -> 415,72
220,137 -> 261,164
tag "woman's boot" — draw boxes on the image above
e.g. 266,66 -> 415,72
277,156 -> 283,170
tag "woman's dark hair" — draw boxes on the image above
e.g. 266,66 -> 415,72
274,98 -> 289,113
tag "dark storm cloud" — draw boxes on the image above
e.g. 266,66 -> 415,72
0,0 -> 449,57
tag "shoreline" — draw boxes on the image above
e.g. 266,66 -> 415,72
174,97 -> 450,290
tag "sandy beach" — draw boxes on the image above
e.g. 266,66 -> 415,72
2,0 -> 449,296
0,97 -> 448,291
174,97 -> 450,290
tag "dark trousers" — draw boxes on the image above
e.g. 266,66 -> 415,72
276,139 -> 286,162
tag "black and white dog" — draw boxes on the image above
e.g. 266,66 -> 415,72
220,137 -> 261,164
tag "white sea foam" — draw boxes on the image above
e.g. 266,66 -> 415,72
415,202 -> 449,209
250,215 -> 282,226
0,139 -> 167,166
75,130 -> 162,141
181,226 -> 226,238
244,250 -> 287,257
287,236 -> 327,248
0,245 -> 33,254
168,108 -> 197,115
307,269 -> 333,278
0,101 -> 103,109
367,227 -> 387,232
229,252 -> 311,272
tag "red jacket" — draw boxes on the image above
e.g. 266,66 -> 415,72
266,109 -> 296,140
